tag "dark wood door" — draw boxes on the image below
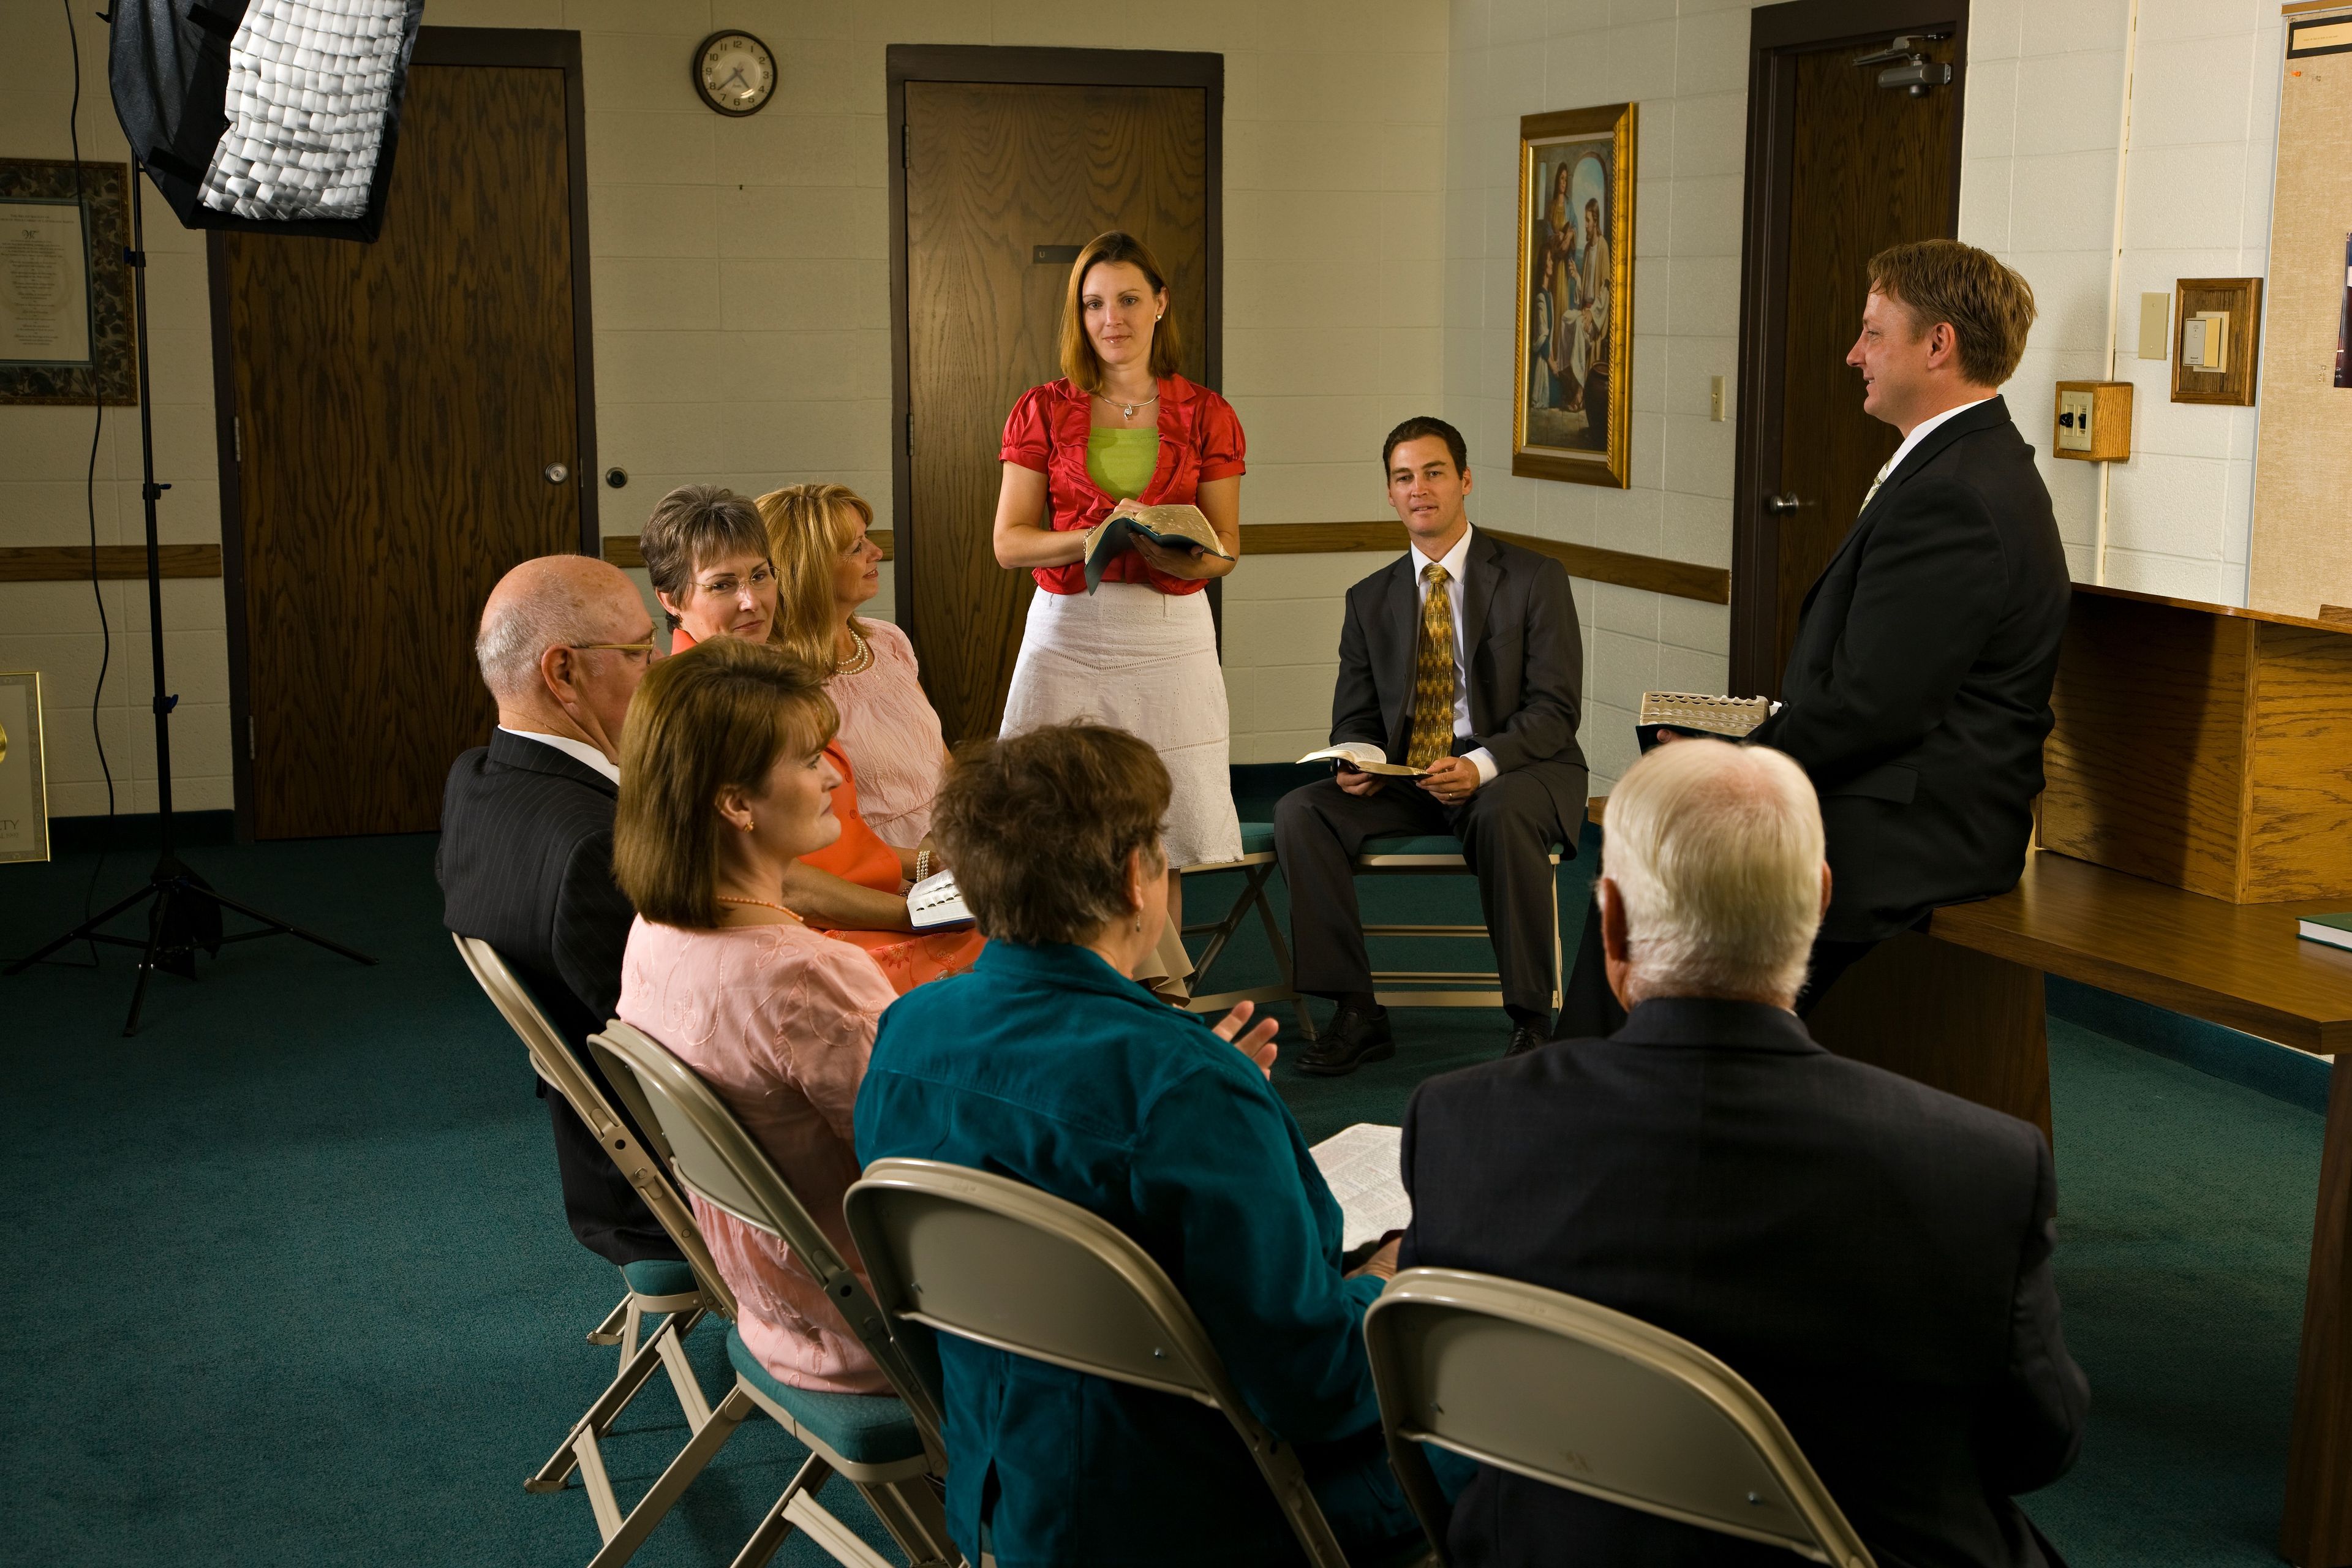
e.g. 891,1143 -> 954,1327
219,59 -> 586,837
900,79 -> 1208,744
1730,6 -> 1964,693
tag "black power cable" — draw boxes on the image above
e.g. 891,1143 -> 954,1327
65,0 -> 118,962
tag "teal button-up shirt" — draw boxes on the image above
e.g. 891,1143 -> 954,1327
854,941 -> 1398,1567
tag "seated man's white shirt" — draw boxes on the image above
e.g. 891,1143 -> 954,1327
500,725 -> 619,786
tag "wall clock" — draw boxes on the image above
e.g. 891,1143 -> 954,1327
693,31 -> 777,116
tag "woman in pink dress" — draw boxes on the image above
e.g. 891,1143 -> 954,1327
609,636 -> 892,1393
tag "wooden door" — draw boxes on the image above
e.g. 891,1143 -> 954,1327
899,77 -> 1210,744
1730,6 -> 1964,693
217,50 -> 589,838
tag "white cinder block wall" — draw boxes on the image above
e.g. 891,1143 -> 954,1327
0,0 -> 2300,819
1959,0 -> 2285,605
1441,0 -> 1752,791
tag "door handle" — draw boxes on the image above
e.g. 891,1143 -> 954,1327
1762,492 -> 1802,514
544,462 -> 570,484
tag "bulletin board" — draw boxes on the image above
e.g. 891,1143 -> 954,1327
2248,6 -> 2352,616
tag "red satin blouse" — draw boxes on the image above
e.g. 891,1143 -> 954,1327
998,374 -> 1247,597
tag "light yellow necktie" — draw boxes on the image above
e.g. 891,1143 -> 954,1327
1860,454 -> 1897,516
1408,564 -> 1457,768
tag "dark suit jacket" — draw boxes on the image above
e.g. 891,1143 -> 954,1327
1749,397 -> 2070,941
1401,999 -> 2087,1568
439,728 -> 673,1265
1331,527 -> 1588,829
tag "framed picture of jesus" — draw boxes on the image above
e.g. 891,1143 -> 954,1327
1513,103 -> 1636,488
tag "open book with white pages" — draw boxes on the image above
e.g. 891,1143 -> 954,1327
1295,742 -> 1429,778
1310,1122 -> 1410,1252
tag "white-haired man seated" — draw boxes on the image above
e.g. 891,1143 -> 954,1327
1398,739 -> 2089,1568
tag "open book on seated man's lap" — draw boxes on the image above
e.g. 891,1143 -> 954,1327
1296,741 -> 1430,778
1080,503 -> 1234,592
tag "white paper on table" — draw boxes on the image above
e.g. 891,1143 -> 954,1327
1310,1123 -> 1411,1252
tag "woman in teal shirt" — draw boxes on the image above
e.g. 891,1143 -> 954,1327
855,723 -> 1457,1567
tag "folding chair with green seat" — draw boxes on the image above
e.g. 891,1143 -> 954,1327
1362,1267 -> 1874,1568
1178,821 -> 1316,1040
588,1020 -> 959,1568
451,935 -> 734,1565
845,1156 -> 1376,1568
1352,834 -> 1564,1010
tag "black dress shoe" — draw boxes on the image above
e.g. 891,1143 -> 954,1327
1296,1004 -> 1395,1077
1504,1021 -> 1547,1058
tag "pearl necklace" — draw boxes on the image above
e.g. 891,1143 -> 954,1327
835,621 -> 873,675
716,895 -> 802,923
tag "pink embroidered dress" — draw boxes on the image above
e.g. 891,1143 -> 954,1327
617,915 -> 895,1393
828,619 -> 946,850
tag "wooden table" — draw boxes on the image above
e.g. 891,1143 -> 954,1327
1811,850 -> 2352,1567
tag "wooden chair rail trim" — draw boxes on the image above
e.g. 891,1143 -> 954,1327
598,524 -> 1731,605
0,545 -> 224,582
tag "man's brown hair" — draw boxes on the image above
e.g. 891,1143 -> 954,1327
1866,239 -> 2038,387
638,484 -> 769,631
1059,231 -> 1185,393
612,637 -> 837,929
932,723 -> 1170,946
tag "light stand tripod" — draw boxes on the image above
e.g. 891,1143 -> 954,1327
7,162 -> 373,1035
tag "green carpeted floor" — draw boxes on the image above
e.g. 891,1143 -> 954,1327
0,827 -> 2324,1566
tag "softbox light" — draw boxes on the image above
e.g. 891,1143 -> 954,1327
109,0 -> 425,243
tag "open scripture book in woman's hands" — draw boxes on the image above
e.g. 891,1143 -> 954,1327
1081,503 -> 1235,592
1295,741 -> 1430,778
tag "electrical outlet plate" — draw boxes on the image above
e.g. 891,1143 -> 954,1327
2056,388 -> 2095,451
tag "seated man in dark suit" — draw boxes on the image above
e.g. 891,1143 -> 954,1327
1275,416 -> 1586,1067
1402,738 -> 2088,1568
440,554 -> 680,1267
1561,238 -> 2068,1035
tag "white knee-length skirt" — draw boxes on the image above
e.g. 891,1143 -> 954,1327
1000,582 -> 1243,869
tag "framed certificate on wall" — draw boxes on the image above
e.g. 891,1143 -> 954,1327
0,671 -> 51,864
0,158 -> 138,406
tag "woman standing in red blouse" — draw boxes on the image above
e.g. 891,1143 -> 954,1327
991,232 -> 1245,988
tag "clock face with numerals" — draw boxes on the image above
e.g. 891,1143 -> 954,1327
693,31 -> 777,116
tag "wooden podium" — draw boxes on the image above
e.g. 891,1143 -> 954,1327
1794,584 -> 2352,1566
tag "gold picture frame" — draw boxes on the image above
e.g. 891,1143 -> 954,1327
0,671 -> 51,864
1514,103 -> 1637,488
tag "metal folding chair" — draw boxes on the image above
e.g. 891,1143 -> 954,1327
589,1021 -> 958,1568
451,935 -> 734,1567
1363,1267 -> 1874,1567
843,1157 -> 1359,1568
1351,834 -> 1564,1010
1179,821 -> 1316,1039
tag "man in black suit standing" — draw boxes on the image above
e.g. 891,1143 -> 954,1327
1275,416 -> 1586,1067
1561,239 -> 2068,1033
1403,739 -> 2087,1568
440,554 -> 681,1268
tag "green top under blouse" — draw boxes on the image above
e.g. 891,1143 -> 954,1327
1085,427 -> 1159,501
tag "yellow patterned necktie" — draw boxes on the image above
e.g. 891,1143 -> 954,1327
1408,562 -> 1457,768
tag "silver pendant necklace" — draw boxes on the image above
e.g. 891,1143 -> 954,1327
1097,389 -> 1159,421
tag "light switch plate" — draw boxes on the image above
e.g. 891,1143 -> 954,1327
2139,293 -> 2169,360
